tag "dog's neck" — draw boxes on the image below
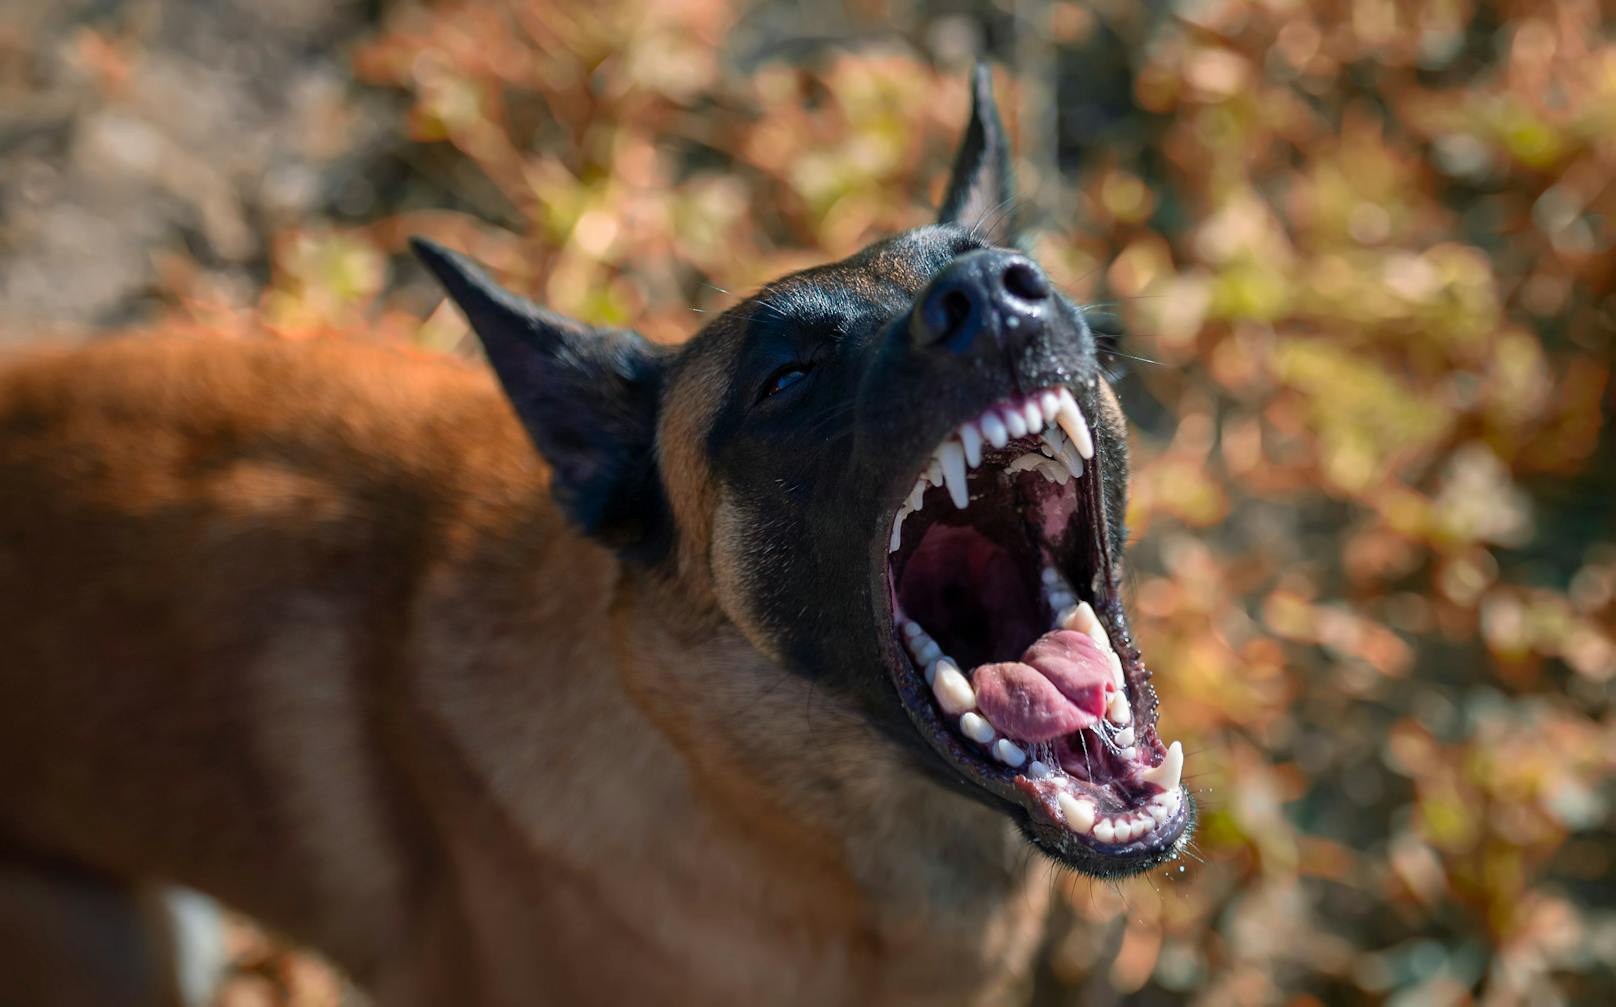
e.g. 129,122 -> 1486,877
402,498 -> 1050,1002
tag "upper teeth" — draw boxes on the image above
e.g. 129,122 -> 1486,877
888,387 -> 1093,553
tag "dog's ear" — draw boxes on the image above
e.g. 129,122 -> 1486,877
411,238 -> 668,558
937,62 -> 1016,245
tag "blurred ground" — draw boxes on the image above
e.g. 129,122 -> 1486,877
1,1 -> 1613,1004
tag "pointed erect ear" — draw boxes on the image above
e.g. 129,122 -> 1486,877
410,238 -> 669,559
937,62 -> 1017,245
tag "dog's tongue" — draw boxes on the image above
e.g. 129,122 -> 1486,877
972,630 -> 1113,744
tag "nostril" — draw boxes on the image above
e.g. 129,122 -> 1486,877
1002,262 -> 1050,302
921,284 -> 976,345
938,289 -> 973,332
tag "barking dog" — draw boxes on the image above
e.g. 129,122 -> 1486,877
0,65 -> 1190,1006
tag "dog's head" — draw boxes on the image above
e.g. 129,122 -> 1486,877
414,65 -> 1192,877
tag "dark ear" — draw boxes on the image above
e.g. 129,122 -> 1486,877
411,238 -> 668,559
937,62 -> 1016,245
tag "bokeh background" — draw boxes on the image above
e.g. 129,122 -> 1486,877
3,0 -> 1613,1004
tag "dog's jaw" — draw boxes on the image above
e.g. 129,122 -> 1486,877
876,381 -> 1195,876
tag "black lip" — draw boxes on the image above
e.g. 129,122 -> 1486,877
870,389 -> 1194,876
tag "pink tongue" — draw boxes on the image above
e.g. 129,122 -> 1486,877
972,630 -> 1114,743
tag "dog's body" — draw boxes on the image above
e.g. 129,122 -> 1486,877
0,337 -> 1047,1005
0,66 -> 1191,1005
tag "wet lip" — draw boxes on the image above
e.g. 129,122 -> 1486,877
878,384 -> 1192,874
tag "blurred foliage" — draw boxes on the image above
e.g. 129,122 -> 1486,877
103,0 -> 1616,1004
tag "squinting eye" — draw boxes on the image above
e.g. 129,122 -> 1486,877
763,366 -> 809,399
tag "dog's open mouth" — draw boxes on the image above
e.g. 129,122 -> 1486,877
884,386 -> 1191,872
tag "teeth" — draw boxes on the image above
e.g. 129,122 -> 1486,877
1002,407 -> 1027,439
1036,459 -> 1069,484
1022,401 -> 1044,434
1148,789 -> 1180,824
1058,793 -> 1097,834
1040,567 -> 1059,586
1039,392 -> 1061,423
1140,740 -> 1184,793
1062,601 -> 1099,634
1056,440 -> 1085,479
959,422 -> 983,468
1028,760 -> 1053,779
889,514 -> 905,553
992,738 -> 1027,767
937,441 -> 968,509
1106,692 -> 1132,726
924,459 -> 943,487
932,659 -> 975,714
1006,452 -> 1047,475
1113,726 -> 1134,747
1106,650 -> 1125,692
906,480 -> 925,512
1093,818 -> 1118,844
959,711 -> 996,744
980,413 -> 1009,448
1054,388 -> 1095,460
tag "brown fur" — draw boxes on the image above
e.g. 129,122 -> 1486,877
0,334 -> 1050,1005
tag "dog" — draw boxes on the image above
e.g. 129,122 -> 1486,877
0,65 -> 1191,1005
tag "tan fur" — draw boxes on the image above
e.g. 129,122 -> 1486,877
0,334 -> 1049,1006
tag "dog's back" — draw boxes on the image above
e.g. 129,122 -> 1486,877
0,336 -> 549,995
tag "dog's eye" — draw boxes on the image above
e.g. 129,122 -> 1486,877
759,365 -> 811,402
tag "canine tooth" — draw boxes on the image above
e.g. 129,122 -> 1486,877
1058,793 -> 1097,833
1040,391 -> 1061,423
1028,760 -> 1053,779
992,739 -> 1027,767
932,659 -> 975,714
960,422 -> 984,468
938,441 -> 969,509
980,413 -> 1009,448
1093,817 -> 1118,844
1106,692 -> 1132,725
1113,726 -> 1135,747
1055,388 -> 1095,460
1003,407 -> 1027,439
1022,401 -> 1044,433
1148,801 -> 1169,824
960,712 -> 996,744
1063,602 -> 1099,634
1140,740 -> 1184,793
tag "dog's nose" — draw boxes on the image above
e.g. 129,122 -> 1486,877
910,249 -> 1051,355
